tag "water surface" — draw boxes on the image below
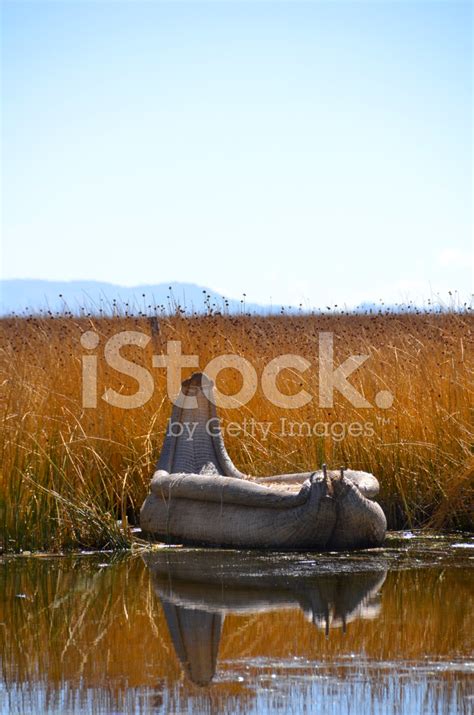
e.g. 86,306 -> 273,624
1,533 -> 473,714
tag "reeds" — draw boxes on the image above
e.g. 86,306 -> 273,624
0,308 -> 472,551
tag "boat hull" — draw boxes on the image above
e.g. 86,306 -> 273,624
140,471 -> 386,550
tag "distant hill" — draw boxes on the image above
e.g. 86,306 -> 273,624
0,279 -> 435,317
0,279 -> 267,315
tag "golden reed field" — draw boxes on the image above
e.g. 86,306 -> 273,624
1,309 -> 473,551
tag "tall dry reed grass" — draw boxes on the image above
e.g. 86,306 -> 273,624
0,309 -> 472,551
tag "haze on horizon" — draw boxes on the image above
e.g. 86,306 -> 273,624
1,0 -> 472,309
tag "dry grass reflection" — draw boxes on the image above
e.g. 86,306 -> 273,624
1,546 -> 472,712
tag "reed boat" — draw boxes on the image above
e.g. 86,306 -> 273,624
140,373 -> 387,550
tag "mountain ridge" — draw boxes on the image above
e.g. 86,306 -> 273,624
0,279 -> 436,316
0,279 -> 268,315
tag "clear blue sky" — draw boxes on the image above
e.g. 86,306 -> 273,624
1,0 -> 472,308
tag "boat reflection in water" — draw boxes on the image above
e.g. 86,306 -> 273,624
142,550 -> 387,687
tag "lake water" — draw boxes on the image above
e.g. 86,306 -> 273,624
1,533 -> 473,714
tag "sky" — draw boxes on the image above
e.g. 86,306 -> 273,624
1,0 -> 472,308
